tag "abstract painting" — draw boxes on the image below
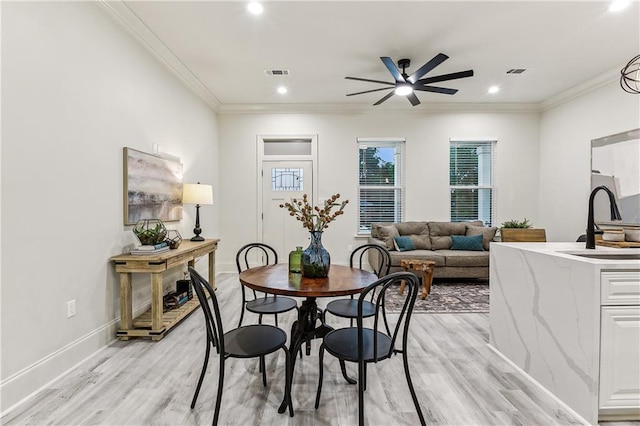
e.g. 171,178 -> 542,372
123,147 -> 183,225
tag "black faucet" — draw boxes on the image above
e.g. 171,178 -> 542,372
586,185 -> 622,249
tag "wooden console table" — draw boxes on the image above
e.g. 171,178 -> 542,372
110,239 -> 219,341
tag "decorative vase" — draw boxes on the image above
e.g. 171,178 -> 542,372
301,231 -> 330,278
288,246 -> 303,273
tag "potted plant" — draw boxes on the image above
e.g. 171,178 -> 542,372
500,218 -> 546,242
133,219 -> 168,245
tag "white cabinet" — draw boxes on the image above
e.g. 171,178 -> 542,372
599,271 -> 640,420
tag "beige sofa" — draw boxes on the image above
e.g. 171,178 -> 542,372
368,221 -> 497,280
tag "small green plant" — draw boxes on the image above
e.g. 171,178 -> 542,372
133,219 -> 167,245
501,218 -> 532,228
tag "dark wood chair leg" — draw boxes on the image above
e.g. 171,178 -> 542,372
315,343 -> 325,409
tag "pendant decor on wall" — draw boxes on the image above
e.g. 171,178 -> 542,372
620,54 -> 640,94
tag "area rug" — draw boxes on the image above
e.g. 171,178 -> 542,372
384,282 -> 489,314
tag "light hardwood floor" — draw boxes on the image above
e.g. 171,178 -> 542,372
3,273 -> 637,425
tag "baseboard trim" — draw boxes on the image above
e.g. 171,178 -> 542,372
486,343 -> 591,426
0,300 -> 151,417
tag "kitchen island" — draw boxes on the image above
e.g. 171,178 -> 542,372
489,242 -> 640,424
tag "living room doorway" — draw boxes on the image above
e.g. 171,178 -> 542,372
257,135 -> 318,259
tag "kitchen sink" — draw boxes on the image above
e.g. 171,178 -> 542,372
566,252 -> 640,260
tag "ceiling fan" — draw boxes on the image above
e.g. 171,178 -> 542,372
345,53 -> 474,106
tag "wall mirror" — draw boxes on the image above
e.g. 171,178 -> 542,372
591,128 -> 640,226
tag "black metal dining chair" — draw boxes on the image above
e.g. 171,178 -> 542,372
323,243 -> 391,326
236,243 -> 298,328
314,271 -> 426,426
188,266 -> 293,425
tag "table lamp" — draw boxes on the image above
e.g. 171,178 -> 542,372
182,182 -> 213,241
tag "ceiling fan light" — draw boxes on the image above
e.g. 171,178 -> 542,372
394,85 -> 413,96
608,0 -> 631,12
247,2 -> 264,15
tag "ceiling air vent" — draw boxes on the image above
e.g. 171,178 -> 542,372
506,68 -> 527,74
265,69 -> 290,76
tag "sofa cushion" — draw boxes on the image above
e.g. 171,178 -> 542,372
395,221 -> 428,236
438,250 -> 489,267
372,224 -> 399,250
451,234 -> 484,251
407,235 -> 431,250
394,221 -> 431,250
466,225 -> 498,250
428,221 -> 481,250
371,222 -> 395,239
393,236 -> 416,252
389,250 -> 446,267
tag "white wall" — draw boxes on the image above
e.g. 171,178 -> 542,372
539,82 -> 640,242
1,2 -> 219,411
218,111 -> 540,271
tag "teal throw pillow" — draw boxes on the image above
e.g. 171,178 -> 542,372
393,236 -> 415,252
451,234 -> 484,251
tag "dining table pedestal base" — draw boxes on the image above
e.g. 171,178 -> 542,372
278,297 -> 355,413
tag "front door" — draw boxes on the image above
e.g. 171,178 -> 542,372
261,160 -> 313,260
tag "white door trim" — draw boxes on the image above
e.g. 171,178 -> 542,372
257,134 -> 318,242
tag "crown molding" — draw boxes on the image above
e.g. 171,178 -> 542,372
98,0 -> 221,111
541,67 -> 621,111
99,0 -> 618,116
217,102 -> 542,114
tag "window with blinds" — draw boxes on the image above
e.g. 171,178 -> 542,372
450,140 -> 495,226
357,139 -> 405,234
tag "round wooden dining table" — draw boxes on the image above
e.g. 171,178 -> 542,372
239,263 -> 378,414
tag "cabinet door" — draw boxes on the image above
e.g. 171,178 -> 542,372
599,306 -> 640,417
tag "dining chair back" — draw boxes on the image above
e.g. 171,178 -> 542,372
235,243 -> 298,328
315,271 -> 425,426
323,243 -> 392,326
188,267 -> 293,425
350,243 -> 392,277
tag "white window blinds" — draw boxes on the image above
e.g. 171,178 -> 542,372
450,140 -> 496,226
357,139 -> 405,234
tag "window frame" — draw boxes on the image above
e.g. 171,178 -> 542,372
449,139 -> 496,227
356,138 -> 406,235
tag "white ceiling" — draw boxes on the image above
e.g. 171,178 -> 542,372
115,1 -> 640,110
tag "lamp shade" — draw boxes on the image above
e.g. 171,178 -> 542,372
182,183 -> 213,205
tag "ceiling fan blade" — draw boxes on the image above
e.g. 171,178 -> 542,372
380,57 -> 404,82
345,76 -> 395,86
407,53 -> 449,84
347,87 -> 395,96
406,92 -> 421,106
417,69 -> 474,85
414,85 -> 458,95
373,90 -> 395,105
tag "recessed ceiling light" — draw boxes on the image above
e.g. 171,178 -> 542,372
247,2 -> 264,15
609,0 -> 631,12
488,86 -> 500,94
394,84 -> 413,96
277,86 -> 288,94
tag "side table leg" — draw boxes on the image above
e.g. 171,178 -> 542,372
208,251 -> 216,290
151,272 -> 164,334
420,269 -> 428,300
420,265 -> 435,300
119,272 -> 133,334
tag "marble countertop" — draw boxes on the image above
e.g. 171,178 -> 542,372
495,242 -> 640,267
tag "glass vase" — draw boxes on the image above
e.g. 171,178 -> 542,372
289,246 -> 303,273
301,231 -> 330,278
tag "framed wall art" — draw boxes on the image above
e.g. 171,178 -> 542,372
123,147 -> 183,225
